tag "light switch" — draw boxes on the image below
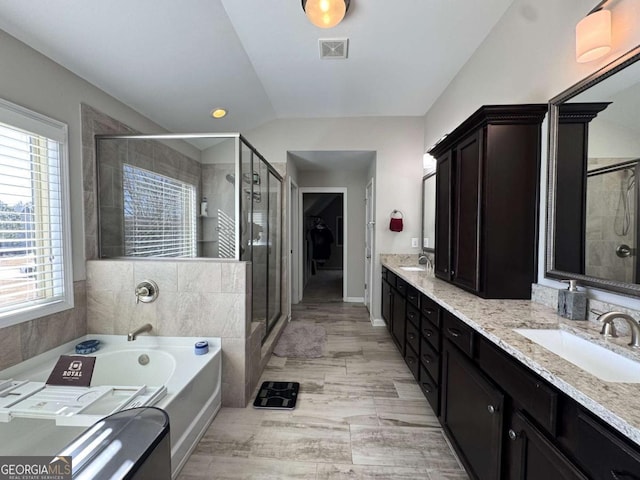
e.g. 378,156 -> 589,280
411,238 -> 419,248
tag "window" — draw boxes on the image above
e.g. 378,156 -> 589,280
0,98 -> 72,326
122,164 -> 197,257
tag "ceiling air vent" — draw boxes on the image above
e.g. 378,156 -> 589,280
319,38 -> 349,59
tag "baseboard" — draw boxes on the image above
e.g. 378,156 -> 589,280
371,317 -> 386,327
344,297 -> 365,303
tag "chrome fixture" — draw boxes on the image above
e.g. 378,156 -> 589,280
135,280 -> 159,304
598,311 -> 640,348
128,323 -> 153,342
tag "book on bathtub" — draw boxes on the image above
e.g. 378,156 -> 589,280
46,355 -> 96,387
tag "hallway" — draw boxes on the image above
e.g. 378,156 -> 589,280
179,302 -> 468,479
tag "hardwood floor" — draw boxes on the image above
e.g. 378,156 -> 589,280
178,303 -> 468,480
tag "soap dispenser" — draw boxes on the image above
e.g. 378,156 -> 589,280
557,279 -> 587,320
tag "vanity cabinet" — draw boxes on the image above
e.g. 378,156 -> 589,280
380,270 -> 640,480
380,268 -> 407,355
430,104 -> 548,299
442,335 -> 504,479
419,294 -> 442,415
506,410 -> 588,480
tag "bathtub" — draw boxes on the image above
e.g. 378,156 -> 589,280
0,334 -> 222,478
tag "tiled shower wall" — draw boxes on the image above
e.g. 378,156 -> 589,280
81,105 -> 269,407
86,259 -> 263,407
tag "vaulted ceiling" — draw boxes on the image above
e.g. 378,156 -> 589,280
0,0 -> 514,138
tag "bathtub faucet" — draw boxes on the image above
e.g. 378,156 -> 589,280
127,323 -> 153,341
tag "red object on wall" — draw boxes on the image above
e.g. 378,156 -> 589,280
389,210 -> 403,232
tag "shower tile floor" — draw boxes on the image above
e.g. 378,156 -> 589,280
178,303 -> 468,480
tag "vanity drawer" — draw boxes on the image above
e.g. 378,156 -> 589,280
396,277 -> 407,296
421,316 -> 441,352
477,338 -> 557,435
574,408 -> 640,480
421,294 -> 441,327
404,343 -> 420,381
406,286 -> 420,308
406,303 -> 420,328
442,310 -> 474,358
419,364 -> 439,415
406,317 -> 420,354
421,337 -> 439,383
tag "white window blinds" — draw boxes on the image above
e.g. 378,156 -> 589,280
0,103 -> 71,322
122,164 -> 197,257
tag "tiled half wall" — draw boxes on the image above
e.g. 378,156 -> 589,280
86,259 -> 263,407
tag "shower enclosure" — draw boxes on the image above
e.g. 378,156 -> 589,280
95,133 -> 283,339
586,159 -> 640,283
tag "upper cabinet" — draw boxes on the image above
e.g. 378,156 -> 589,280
429,105 -> 548,299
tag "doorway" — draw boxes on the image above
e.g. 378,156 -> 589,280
300,189 -> 346,302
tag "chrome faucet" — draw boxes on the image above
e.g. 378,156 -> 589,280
597,312 -> 640,348
127,323 -> 153,341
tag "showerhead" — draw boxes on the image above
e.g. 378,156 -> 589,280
225,174 -> 235,185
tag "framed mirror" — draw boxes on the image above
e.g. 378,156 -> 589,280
546,45 -> 640,296
421,172 -> 436,253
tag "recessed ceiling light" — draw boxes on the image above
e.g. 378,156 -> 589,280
211,108 -> 227,119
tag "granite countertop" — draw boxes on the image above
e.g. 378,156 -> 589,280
381,254 -> 640,447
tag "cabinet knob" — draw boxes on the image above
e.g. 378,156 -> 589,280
408,333 -> 415,340
508,429 -> 518,441
424,308 -> 434,315
423,329 -> 433,337
423,354 -> 433,364
422,383 -> 433,393
487,405 -> 497,414
447,328 -> 461,338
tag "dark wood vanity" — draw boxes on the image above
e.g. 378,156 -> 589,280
381,265 -> 640,480
429,104 -> 547,299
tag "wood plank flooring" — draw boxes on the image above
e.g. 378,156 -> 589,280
178,302 -> 468,480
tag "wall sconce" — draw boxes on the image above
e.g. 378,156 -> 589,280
302,0 -> 351,29
576,8 -> 612,63
423,153 -> 437,173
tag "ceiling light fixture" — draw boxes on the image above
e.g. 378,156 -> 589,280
576,8 -> 611,63
302,0 -> 350,29
211,108 -> 227,119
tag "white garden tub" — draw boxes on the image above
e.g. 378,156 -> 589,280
0,334 -> 221,478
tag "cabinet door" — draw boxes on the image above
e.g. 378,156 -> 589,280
442,339 -> 503,480
452,132 -> 481,292
391,288 -> 406,355
435,150 -> 452,280
381,279 -> 392,333
507,410 -> 588,480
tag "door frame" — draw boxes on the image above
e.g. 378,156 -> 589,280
289,178 -> 300,308
365,178 -> 375,315
299,187 -> 348,301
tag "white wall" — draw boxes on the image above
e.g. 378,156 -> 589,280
246,117 -> 424,319
423,0 -> 640,308
424,0 -> 640,147
0,29 -> 199,281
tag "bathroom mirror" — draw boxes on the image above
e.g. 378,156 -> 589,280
421,172 -> 436,252
546,44 -> 640,296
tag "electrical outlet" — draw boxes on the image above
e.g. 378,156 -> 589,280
423,238 -> 429,248
411,237 -> 419,248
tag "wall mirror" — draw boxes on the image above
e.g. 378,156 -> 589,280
547,45 -> 640,296
422,172 -> 436,253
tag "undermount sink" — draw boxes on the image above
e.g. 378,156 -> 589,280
514,328 -> 640,383
399,266 -> 425,272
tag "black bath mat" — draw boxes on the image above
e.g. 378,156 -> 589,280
253,381 -> 299,409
